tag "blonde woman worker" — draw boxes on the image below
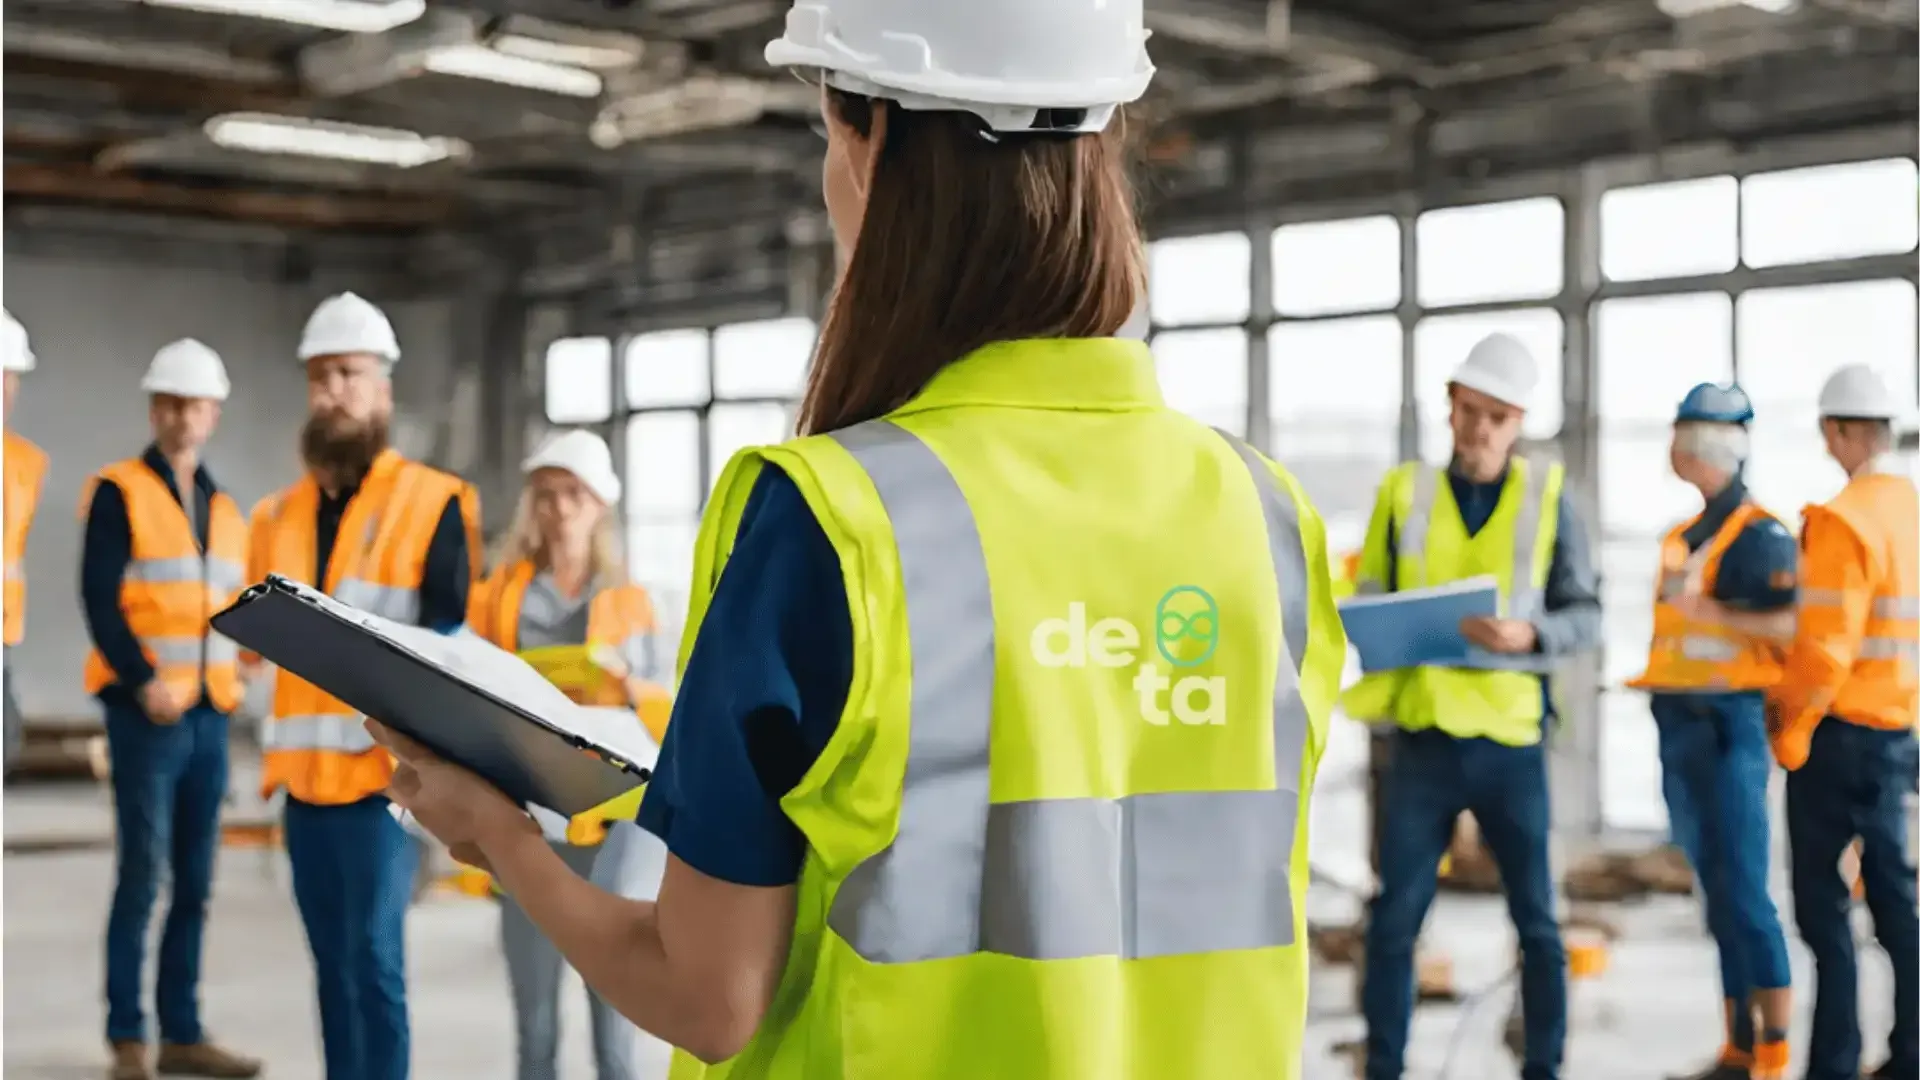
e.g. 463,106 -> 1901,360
467,429 -> 671,1080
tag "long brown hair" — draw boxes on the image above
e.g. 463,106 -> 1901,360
796,91 -> 1146,436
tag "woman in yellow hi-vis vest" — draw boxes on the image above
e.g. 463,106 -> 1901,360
370,2 -> 1347,1077
468,430 -> 672,1080
1342,334 -> 1602,1080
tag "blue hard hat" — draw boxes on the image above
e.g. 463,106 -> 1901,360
1675,382 -> 1754,425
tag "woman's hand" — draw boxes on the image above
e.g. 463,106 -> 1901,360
367,720 -> 539,869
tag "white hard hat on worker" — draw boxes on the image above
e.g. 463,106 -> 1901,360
1448,333 -> 1538,481
142,339 -> 231,401
3,308 -> 36,422
1816,363 -> 1905,476
143,339 -> 229,458
298,292 -> 399,473
523,430 -> 622,506
765,0 -> 1155,135
2,309 -> 36,376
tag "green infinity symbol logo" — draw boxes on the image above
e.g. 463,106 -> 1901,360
1155,585 -> 1219,669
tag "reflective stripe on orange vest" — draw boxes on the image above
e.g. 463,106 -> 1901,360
1629,502 -> 1786,693
1771,459 -> 1918,766
4,431 -> 48,646
79,459 -> 247,712
254,449 -> 478,804
469,560 -> 670,741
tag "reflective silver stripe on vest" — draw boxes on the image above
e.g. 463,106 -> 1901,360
1396,460 -> 1552,620
821,420 -> 1311,965
1673,635 -> 1741,662
264,713 -> 375,753
1859,638 -> 1920,665
333,577 -> 420,624
126,554 -> 245,590
140,635 -> 237,667
4,560 -> 20,582
619,632 -> 666,684
1876,596 -> 1920,620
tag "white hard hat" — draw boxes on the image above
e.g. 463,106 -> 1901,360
1449,333 -> 1538,410
297,292 -> 399,364
523,430 -> 622,505
1817,364 -> 1902,421
764,0 -> 1155,134
2,309 -> 37,374
141,339 -> 231,401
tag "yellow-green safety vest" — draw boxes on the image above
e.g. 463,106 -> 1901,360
1339,457 -> 1563,747
669,337 -> 1346,1080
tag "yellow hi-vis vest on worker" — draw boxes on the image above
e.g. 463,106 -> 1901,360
252,449 -> 477,805
1628,502 -> 1786,693
469,560 -> 670,844
667,338 -> 1344,1080
4,431 -> 48,646
1340,457 -> 1563,746
79,459 -> 247,712
1771,459 -> 1918,768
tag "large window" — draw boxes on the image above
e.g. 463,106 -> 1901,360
1149,232 -> 1251,327
1269,315 -> 1401,545
1741,158 -> 1920,269
1411,308 -> 1564,463
1737,279 -> 1918,514
619,319 -> 818,672
544,336 -> 613,423
1600,176 -> 1739,283
1272,215 -> 1401,317
1591,292 -> 1734,833
1416,197 -> 1564,308
1152,328 -> 1248,436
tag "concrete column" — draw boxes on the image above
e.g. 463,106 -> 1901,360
1551,163 -> 1607,844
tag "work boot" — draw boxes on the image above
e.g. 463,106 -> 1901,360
154,1042 -> 261,1078
1664,1057 -> 1749,1080
108,1041 -> 152,1080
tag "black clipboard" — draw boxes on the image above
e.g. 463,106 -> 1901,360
212,574 -> 650,817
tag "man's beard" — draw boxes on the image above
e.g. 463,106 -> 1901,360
301,410 -> 390,487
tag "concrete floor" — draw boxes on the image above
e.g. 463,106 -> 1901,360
4,740 -> 1901,1080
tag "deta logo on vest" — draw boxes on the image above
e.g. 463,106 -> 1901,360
1028,585 -> 1226,726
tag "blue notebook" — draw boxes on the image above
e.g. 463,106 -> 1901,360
1338,575 -> 1505,673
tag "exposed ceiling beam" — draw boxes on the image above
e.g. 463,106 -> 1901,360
4,160 -> 449,230
3,21 -> 284,84
1,53 -> 301,114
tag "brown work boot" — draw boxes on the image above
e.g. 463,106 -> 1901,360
107,1041 -> 152,1080
155,1042 -> 261,1078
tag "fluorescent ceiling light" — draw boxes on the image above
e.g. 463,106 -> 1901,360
142,0 -> 426,34
422,44 -> 604,98
489,33 -> 640,72
205,113 -> 468,168
1656,0 -> 1796,15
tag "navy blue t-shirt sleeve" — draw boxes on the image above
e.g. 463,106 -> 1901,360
636,466 -> 853,888
1711,515 -> 1799,611
417,493 -> 471,634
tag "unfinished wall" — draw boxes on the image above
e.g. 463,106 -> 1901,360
3,252 -> 458,720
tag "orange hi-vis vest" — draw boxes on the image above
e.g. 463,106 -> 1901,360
253,449 -> 478,805
470,560 -> 670,844
4,431 -> 48,646
468,559 -> 672,742
80,459 -> 248,712
1630,502 -> 1787,693
1772,459 -> 1918,767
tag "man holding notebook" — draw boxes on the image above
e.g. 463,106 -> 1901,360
1341,333 -> 1603,1080
246,293 -> 477,1080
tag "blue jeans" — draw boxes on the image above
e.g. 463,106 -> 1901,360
103,701 -> 230,1045
1652,692 -> 1792,1035
1785,720 -> 1920,1080
1363,729 -> 1566,1080
284,794 -> 419,1080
